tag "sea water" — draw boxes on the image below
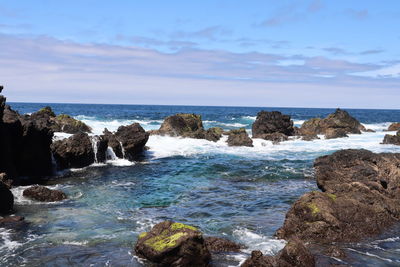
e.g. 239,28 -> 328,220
1,103 -> 400,266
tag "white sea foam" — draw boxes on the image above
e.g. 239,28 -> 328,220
0,228 -> 23,252
231,227 -> 286,265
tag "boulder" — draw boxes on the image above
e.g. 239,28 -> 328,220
52,114 -> 92,134
115,123 -> 149,160
101,128 -> 123,158
388,122 -> 400,132
0,182 -> 14,214
299,109 -> 365,138
204,236 -> 242,253
135,221 -> 211,267
23,185 -> 67,202
252,111 -> 295,139
157,113 -> 204,137
51,132 -> 94,169
227,128 -> 253,147
324,128 -> 348,139
257,132 -> 289,144
204,127 -> 223,142
276,149 -> 400,243
241,238 -> 315,267
382,131 -> 400,145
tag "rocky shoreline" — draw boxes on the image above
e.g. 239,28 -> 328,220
1,85 -> 400,266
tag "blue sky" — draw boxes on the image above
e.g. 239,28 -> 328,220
0,0 -> 399,108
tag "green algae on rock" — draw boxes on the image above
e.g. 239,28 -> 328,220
135,221 -> 210,267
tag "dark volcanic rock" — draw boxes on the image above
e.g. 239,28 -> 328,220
299,109 -> 365,138
382,131 -> 400,145
324,128 -> 348,139
135,221 -> 211,267
23,185 -> 67,202
102,128 -> 123,158
51,132 -> 95,169
276,149 -> 400,243
157,113 -> 204,137
204,236 -> 242,253
252,111 -> 295,139
0,182 -> 14,214
227,128 -> 253,147
52,114 -> 92,134
241,238 -> 315,267
204,127 -> 223,142
258,132 -> 289,144
388,123 -> 400,132
115,123 -> 149,160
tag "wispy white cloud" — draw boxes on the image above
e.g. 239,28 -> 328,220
0,34 -> 398,108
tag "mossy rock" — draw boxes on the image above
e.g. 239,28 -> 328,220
135,221 -> 210,266
37,106 -> 56,117
53,114 -> 92,134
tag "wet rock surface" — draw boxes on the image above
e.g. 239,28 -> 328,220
299,109 -> 365,138
277,149 -> 400,243
252,111 -> 295,139
382,130 -> 400,145
135,221 -> 211,267
227,128 -> 253,147
115,123 -> 149,160
0,181 -> 14,214
51,132 -> 95,169
241,238 -> 315,267
204,236 -> 242,253
23,185 -> 67,202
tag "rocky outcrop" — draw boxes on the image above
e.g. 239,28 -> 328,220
276,149 -> 400,243
252,111 -> 295,139
0,182 -> 14,214
204,127 -> 223,142
23,185 -> 67,202
101,128 -> 123,158
156,113 -> 204,137
227,128 -> 253,147
135,221 -> 211,267
382,131 -> 400,145
204,236 -> 242,253
115,123 -> 149,160
260,132 -> 289,144
52,114 -> 92,134
241,238 -> 315,267
388,123 -> 400,132
299,109 -> 366,139
324,128 -> 348,139
0,103 -> 54,185
51,132 -> 95,169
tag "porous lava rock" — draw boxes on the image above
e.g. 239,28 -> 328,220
23,185 -> 67,202
252,111 -> 295,139
227,128 -> 253,147
135,221 -> 211,267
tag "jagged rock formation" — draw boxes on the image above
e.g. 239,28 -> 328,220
299,109 -> 366,139
227,128 -> 253,147
252,111 -> 295,141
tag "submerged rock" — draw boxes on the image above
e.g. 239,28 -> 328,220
227,128 -> 253,147
387,122 -> 400,132
276,149 -> 400,243
204,236 -> 242,253
259,132 -> 289,144
135,221 -> 211,267
241,238 -> 315,267
23,185 -> 67,202
51,132 -> 94,169
0,182 -> 14,214
382,131 -> 400,145
252,111 -> 295,139
115,123 -> 149,160
299,109 -> 365,138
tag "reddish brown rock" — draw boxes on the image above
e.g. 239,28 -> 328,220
387,122 -> 400,132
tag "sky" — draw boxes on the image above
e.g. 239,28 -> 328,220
0,0 -> 399,108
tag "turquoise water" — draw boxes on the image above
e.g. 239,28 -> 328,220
1,103 -> 400,266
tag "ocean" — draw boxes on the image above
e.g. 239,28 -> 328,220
1,103 -> 400,266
